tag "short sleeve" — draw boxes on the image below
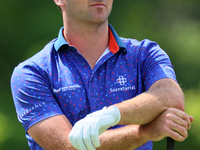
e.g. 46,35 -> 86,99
140,40 -> 177,90
10,61 -> 64,132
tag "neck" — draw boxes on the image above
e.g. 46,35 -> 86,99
62,15 -> 109,69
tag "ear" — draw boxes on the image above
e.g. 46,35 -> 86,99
54,0 -> 65,7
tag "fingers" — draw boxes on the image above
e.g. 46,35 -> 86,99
165,108 -> 193,141
171,113 -> 188,131
90,122 -> 101,148
69,119 -> 100,150
169,119 -> 188,140
69,123 -> 80,149
83,124 -> 96,150
69,106 -> 120,149
167,129 -> 185,142
69,122 -> 88,150
189,116 -> 194,123
174,109 -> 191,130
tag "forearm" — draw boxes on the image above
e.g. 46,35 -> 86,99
97,125 -> 149,150
115,79 -> 184,125
34,123 -> 149,150
98,108 -> 193,150
27,115 -> 76,150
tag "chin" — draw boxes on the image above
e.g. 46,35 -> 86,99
88,19 -> 108,26
89,15 -> 109,23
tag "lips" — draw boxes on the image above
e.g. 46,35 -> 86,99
91,4 -> 106,7
90,1 -> 106,7
92,3 -> 106,6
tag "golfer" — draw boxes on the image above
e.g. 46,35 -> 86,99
11,0 -> 193,150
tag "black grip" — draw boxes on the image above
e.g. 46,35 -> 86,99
167,137 -> 175,150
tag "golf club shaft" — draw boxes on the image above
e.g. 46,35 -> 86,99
167,137 -> 175,150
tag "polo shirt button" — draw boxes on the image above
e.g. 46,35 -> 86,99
81,62 -> 86,67
91,77 -> 94,83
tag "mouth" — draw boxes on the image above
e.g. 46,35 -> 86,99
90,3 -> 106,7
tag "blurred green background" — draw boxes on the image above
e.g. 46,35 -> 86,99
0,0 -> 199,149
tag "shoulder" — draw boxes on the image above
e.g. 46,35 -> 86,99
121,37 -> 160,51
11,39 -> 58,80
120,37 -> 168,59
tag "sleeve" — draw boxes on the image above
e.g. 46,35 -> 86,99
140,39 -> 177,91
10,61 -> 64,132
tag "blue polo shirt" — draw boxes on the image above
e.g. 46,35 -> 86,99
11,24 -> 177,150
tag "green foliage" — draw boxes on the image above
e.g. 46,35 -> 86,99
185,89 -> 200,144
0,89 -> 29,149
0,0 -> 199,149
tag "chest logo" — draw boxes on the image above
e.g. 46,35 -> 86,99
110,76 -> 135,93
116,76 -> 127,85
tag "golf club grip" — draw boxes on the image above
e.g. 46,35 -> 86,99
167,137 -> 175,150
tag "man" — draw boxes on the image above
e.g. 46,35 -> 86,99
11,0 -> 193,150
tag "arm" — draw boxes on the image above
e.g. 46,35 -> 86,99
27,115 -> 76,150
27,108 -> 193,150
98,125 -> 148,150
116,78 -> 185,125
98,107 -> 193,150
68,108 -> 193,150
27,79 -> 190,150
140,108 -> 194,142
27,115 -> 146,150
11,61 -> 76,150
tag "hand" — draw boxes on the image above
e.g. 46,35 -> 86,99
69,106 -> 121,150
142,108 -> 194,142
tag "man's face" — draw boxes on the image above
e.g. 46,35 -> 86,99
63,0 -> 113,25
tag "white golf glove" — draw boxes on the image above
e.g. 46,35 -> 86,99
69,106 -> 121,150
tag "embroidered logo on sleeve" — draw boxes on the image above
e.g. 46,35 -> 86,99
21,102 -> 46,117
53,84 -> 81,93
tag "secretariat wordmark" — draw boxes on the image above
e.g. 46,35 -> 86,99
110,76 -> 135,93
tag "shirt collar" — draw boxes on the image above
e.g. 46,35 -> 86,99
108,24 -> 126,53
54,24 -> 126,53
